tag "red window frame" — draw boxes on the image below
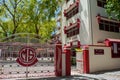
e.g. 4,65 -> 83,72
64,1 -> 79,20
66,27 -> 79,38
111,42 -> 120,58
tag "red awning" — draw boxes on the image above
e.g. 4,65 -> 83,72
105,38 -> 120,43
96,14 -> 120,23
105,38 -> 120,46
64,0 -> 79,16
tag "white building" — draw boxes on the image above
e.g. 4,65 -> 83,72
61,0 -> 120,73
61,0 -> 120,46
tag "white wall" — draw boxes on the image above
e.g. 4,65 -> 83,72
90,0 -> 120,44
89,46 -> 120,73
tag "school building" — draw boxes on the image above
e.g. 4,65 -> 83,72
61,0 -> 120,74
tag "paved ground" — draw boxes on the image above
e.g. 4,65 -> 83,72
1,70 -> 120,80
0,61 -> 120,80
25,69 -> 120,80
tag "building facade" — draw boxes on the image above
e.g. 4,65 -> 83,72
61,0 -> 120,73
61,0 -> 120,47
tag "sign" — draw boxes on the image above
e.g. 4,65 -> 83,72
94,49 -> 104,55
16,47 -> 38,67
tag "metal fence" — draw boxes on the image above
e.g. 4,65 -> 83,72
0,33 -> 56,79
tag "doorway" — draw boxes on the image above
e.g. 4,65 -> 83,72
71,48 -> 77,75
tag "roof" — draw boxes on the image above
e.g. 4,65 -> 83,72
105,38 -> 120,43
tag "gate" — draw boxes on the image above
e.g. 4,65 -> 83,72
0,33 -> 61,79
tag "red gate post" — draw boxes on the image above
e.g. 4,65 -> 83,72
55,41 -> 62,76
83,46 -> 89,73
63,44 -> 71,76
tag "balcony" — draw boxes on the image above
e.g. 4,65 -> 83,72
64,0 -> 79,19
64,19 -> 80,34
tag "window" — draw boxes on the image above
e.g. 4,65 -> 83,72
66,27 -> 79,37
64,1 -> 79,20
66,0 -> 70,3
97,0 -> 106,8
99,20 -> 120,33
66,6 -> 79,20
111,42 -> 120,58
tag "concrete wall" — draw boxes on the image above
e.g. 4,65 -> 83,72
89,46 -> 120,73
90,0 -> 120,44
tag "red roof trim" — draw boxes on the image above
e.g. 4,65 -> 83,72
65,19 -> 80,30
64,1 -> 79,17
96,14 -> 120,23
105,38 -> 120,43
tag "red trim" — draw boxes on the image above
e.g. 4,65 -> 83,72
96,14 -> 120,23
65,19 -> 80,31
64,10 -> 66,16
83,46 -> 89,73
64,1 -> 79,16
88,45 -> 109,47
96,14 -> 101,23
55,41 -> 62,76
78,41 -> 81,48
105,38 -> 120,47
64,26 -> 67,34
63,45 -> 71,76
104,39 -> 120,58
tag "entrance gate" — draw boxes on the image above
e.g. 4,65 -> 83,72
0,33 -> 62,79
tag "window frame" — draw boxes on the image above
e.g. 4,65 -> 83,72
99,19 -> 120,33
97,0 -> 107,8
64,1 -> 79,20
111,42 -> 120,58
66,27 -> 79,38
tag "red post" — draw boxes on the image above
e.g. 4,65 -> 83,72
63,45 -> 71,76
83,46 -> 89,73
55,41 -> 62,76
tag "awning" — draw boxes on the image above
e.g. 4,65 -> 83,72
96,14 -> 120,23
105,38 -> 120,46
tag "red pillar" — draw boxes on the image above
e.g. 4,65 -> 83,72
55,41 -> 62,76
63,45 -> 71,76
83,46 -> 89,73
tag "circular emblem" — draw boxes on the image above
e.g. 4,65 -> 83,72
16,47 -> 38,67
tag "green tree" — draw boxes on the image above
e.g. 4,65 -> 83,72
0,0 -> 62,41
105,0 -> 120,20
24,0 -> 61,40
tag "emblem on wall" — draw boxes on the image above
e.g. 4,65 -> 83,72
16,47 -> 38,67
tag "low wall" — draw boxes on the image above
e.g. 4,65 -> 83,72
89,46 -> 120,73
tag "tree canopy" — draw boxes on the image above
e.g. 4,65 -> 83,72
0,0 -> 62,42
105,0 -> 120,20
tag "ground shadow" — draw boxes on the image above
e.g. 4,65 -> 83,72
26,75 -> 101,80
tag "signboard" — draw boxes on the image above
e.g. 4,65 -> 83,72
16,47 -> 38,67
94,49 -> 104,55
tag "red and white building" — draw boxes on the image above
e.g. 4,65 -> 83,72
61,0 -> 120,74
